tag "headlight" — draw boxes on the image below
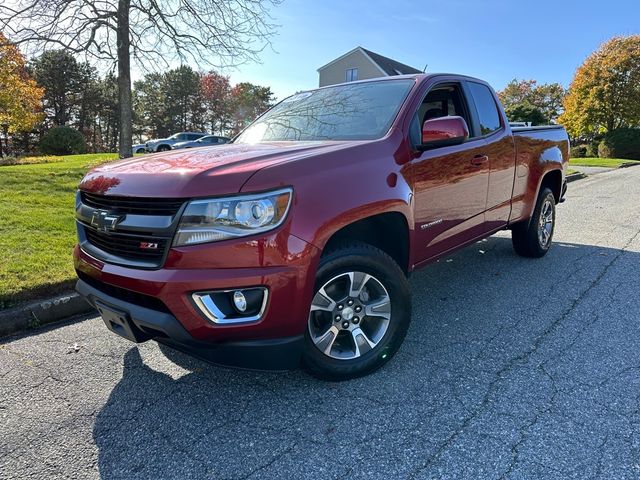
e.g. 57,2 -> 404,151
173,188 -> 293,246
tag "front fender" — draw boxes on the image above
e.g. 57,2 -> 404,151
239,138 -> 414,252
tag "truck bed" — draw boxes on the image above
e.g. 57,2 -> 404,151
511,125 -> 566,135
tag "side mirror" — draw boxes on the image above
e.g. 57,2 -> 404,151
418,116 -> 469,151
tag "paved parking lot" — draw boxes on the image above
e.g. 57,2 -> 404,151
2,167 -> 640,479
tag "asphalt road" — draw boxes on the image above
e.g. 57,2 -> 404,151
2,167 -> 640,480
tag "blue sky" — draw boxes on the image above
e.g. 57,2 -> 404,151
226,0 -> 639,100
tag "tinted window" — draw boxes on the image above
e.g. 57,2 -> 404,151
468,82 -> 501,135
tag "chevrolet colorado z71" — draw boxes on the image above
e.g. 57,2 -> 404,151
74,74 -> 569,380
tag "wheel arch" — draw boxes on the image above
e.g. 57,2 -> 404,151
539,168 -> 563,204
321,211 -> 411,275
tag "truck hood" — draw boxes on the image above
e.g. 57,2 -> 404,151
79,141 -> 358,197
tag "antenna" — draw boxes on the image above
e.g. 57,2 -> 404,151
422,64 -> 428,73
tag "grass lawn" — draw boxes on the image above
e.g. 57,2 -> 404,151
569,157 -> 640,168
0,153 -> 118,308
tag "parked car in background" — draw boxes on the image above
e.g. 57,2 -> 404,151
132,143 -> 147,154
172,135 -> 230,150
75,74 -> 569,380
146,132 -> 207,152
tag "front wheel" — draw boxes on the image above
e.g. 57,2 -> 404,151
512,187 -> 556,258
302,242 -> 411,380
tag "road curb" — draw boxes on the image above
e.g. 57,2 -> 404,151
566,172 -> 587,183
0,291 -> 93,338
619,162 -> 640,169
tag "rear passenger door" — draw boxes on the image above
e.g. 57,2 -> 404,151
466,81 -> 517,229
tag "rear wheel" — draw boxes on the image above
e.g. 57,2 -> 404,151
512,187 -> 556,258
157,145 -> 171,152
302,242 -> 411,380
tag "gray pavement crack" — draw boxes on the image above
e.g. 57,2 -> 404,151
407,226 -> 640,479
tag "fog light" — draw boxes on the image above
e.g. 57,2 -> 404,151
233,291 -> 247,312
191,287 -> 268,325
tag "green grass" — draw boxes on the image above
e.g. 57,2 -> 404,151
569,157 -> 640,168
0,153 -> 118,308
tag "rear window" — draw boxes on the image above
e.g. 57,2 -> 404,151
468,82 -> 501,135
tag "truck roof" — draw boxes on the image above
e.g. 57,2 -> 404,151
311,73 -> 490,92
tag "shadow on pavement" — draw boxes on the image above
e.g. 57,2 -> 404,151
93,236 -> 640,479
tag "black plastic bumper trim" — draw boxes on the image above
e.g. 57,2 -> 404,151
75,279 -> 303,370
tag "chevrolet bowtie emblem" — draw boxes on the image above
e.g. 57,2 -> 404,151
90,210 -> 123,233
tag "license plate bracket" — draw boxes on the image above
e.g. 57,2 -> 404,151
95,300 -> 150,343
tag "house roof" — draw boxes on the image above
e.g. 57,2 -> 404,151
360,48 -> 422,75
317,46 -> 422,76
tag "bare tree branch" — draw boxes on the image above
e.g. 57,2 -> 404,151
0,0 -> 281,157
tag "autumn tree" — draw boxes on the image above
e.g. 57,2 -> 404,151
201,72 -> 232,135
559,35 -> 640,138
0,33 -> 43,156
499,79 -> 565,123
230,82 -> 274,135
1,0 -> 281,158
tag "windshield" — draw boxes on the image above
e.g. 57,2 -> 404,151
235,79 -> 414,143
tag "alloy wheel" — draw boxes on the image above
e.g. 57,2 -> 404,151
538,197 -> 554,247
308,271 -> 391,360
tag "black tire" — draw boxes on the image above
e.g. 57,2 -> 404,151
157,145 -> 171,152
135,148 -> 146,154
302,242 -> 411,381
512,187 -> 556,258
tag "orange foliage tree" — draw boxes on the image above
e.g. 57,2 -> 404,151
0,32 -> 43,155
559,35 -> 640,138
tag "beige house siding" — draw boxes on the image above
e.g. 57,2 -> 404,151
318,50 -> 386,87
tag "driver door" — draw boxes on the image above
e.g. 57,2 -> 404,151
409,82 -> 490,264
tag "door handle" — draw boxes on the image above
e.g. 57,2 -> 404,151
471,155 -> 489,166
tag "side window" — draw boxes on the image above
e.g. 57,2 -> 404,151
467,82 -> 501,135
346,68 -> 358,82
410,84 -> 470,146
177,134 -> 187,141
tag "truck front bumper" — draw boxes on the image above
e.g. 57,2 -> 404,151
73,230 -> 321,370
76,278 -> 303,370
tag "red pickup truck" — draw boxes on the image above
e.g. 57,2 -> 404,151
74,74 -> 569,380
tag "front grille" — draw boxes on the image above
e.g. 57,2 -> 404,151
84,228 -> 169,263
80,192 -> 185,216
